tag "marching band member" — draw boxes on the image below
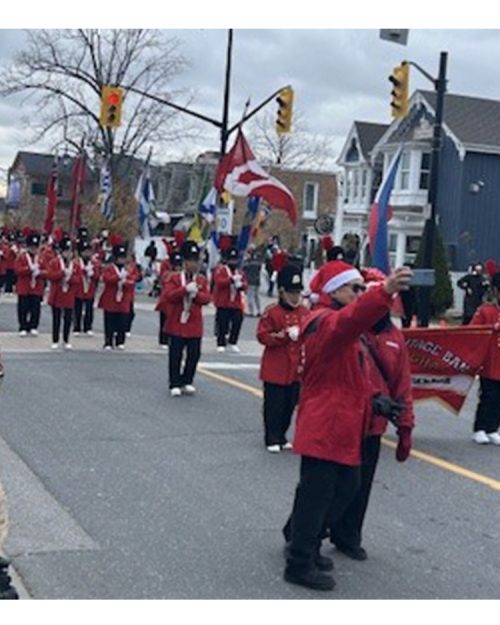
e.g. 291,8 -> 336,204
74,240 -> 101,336
98,243 -> 136,350
47,237 -> 82,349
155,250 -> 183,349
124,254 -> 143,338
164,241 -> 211,396
212,246 -> 248,353
14,231 -> 47,336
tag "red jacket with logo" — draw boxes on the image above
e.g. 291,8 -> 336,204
98,264 -> 137,314
212,264 -> 248,310
471,303 -> 500,380
293,285 -> 394,466
257,301 -> 309,385
47,256 -> 82,308
14,251 -> 48,297
164,272 -> 211,338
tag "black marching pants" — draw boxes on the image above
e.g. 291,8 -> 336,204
52,306 -> 73,344
159,312 -> 169,345
126,303 -> 135,333
474,377 -> 500,433
284,456 -> 361,573
216,307 -> 243,347
328,435 -> 381,549
18,294 -> 42,332
103,311 -> 127,347
168,335 -> 201,389
263,381 -> 300,447
74,298 -> 94,333
4,269 -> 16,293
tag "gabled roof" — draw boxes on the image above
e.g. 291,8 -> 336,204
354,122 -> 389,160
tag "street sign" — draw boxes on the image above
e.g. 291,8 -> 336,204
217,203 -> 234,234
380,29 -> 409,46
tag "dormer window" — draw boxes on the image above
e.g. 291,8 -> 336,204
346,138 -> 360,163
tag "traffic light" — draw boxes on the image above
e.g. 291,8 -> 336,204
389,62 -> 409,119
275,86 -> 294,134
100,85 -> 124,128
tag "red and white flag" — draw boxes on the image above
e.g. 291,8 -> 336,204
215,130 -> 298,225
43,156 -> 59,236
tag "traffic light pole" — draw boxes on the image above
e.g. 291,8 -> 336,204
409,51 -> 448,327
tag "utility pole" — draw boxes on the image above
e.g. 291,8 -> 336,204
220,29 -> 233,157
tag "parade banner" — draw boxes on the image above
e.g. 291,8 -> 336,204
402,326 -> 493,414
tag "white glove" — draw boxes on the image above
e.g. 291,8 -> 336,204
120,268 -> 128,280
186,281 -> 198,295
86,265 -> 94,278
233,276 -> 242,289
287,325 -> 300,342
32,264 -> 40,277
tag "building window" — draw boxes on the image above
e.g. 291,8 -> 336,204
31,182 -> 46,196
389,233 -> 398,253
303,182 -> 319,218
353,170 -> 359,200
361,169 -> 368,199
345,170 -> 352,203
399,151 -> 411,190
419,152 -> 431,190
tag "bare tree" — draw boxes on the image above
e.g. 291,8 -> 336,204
0,29 -> 198,170
247,109 -> 336,171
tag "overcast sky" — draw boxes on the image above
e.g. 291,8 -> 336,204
1,7 -> 500,194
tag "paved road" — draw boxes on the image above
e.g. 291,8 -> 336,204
0,295 -> 499,600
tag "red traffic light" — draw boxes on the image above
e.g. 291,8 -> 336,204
107,92 -> 120,106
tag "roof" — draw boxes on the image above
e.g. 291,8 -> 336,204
354,122 -> 389,159
419,90 -> 500,151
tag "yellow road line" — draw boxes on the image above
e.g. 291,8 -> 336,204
198,367 -> 500,493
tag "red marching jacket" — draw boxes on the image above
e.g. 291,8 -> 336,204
0,242 -> 7,276
293,285 -> 394,466
164,271 -> 211,338
5,243 -> 17,271
257,302 -> 309,385
212,264 -> 248,310
364,324 -> 415,436
471,303 -> 500,380
14,251 -> 48,297
47,256 -> 82,308
98,264 -> 136,314
75,257 -> 101,300
155,267 -> 177,315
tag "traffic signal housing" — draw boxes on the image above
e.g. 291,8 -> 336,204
275,86 -> 294,134
389,62 -> 409,119
100,86 -> 124,128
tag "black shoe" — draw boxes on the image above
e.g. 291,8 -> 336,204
283,544 -> 334,572
284,566 -> 336,591
334,542 -> 367,561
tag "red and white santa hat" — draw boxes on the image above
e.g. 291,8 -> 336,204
311,260 -> 363,295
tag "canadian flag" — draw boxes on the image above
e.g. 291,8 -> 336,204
215,130 -> 298,225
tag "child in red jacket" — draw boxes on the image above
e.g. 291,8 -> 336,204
257,264 -> 308,452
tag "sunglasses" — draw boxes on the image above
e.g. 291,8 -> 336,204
349,283 -> 366,294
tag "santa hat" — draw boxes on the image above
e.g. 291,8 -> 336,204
311,260 -> 362,294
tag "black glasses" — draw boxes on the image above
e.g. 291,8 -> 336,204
350,283 -> 366,294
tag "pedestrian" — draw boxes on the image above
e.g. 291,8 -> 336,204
98,243 -> 137,350
470,271 -> 500,445
212,247 -> 248,353
257,264 -> 308,452
242,247 -> 262,317
457,262 -> 490,325
327,268 -> 415,561
73,240 -> 101,336
164,241 -> 211,397
282,261 -> 412,591
14,231 -> 47,336
144,240 -> 158,269
124,255 -> 143,337
155,250 -> 183,349
47,237 -> 82,350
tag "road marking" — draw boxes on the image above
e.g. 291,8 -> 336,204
198,368 -> 500,493
198,362 -> 260,370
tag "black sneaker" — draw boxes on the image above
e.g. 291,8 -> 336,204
284,544 -> 334,572
334,542 -> 367,561
284,566 -> 336,591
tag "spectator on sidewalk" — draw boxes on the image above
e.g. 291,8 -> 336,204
457,262 -> 490,325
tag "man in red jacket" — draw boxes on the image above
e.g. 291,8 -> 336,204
470,271 -> 500,445
14,231 -> 47,336
327,269 -> 415,560
257,264 -> 308,452
283,261 -> 412,591
164,241 -> 211,397
212,247 -> 248,353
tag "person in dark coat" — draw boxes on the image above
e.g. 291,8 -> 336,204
457,262 -> 490,324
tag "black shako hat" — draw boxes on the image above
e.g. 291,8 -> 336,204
26,232 -> 41,247
181,240 -> 200,261
171,251 -> 183,267
112,244 -> 127,258
278,264 -> 303,292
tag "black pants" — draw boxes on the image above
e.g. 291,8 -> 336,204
18,294 -> 42,332
104,311 -> 127,348
0,275 -> 5,293
263,381 -> 300,446
474,377 -> 500,433
74,298 -> 94,333
168,335 -> 201,389
284,456 -> 361,573
52,306 -> 73,344
4,269 -> 16,293
328,435 -> 381,549
216,307 -> 243,347
126,303 -> 135,333
159,312 -> 169,345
